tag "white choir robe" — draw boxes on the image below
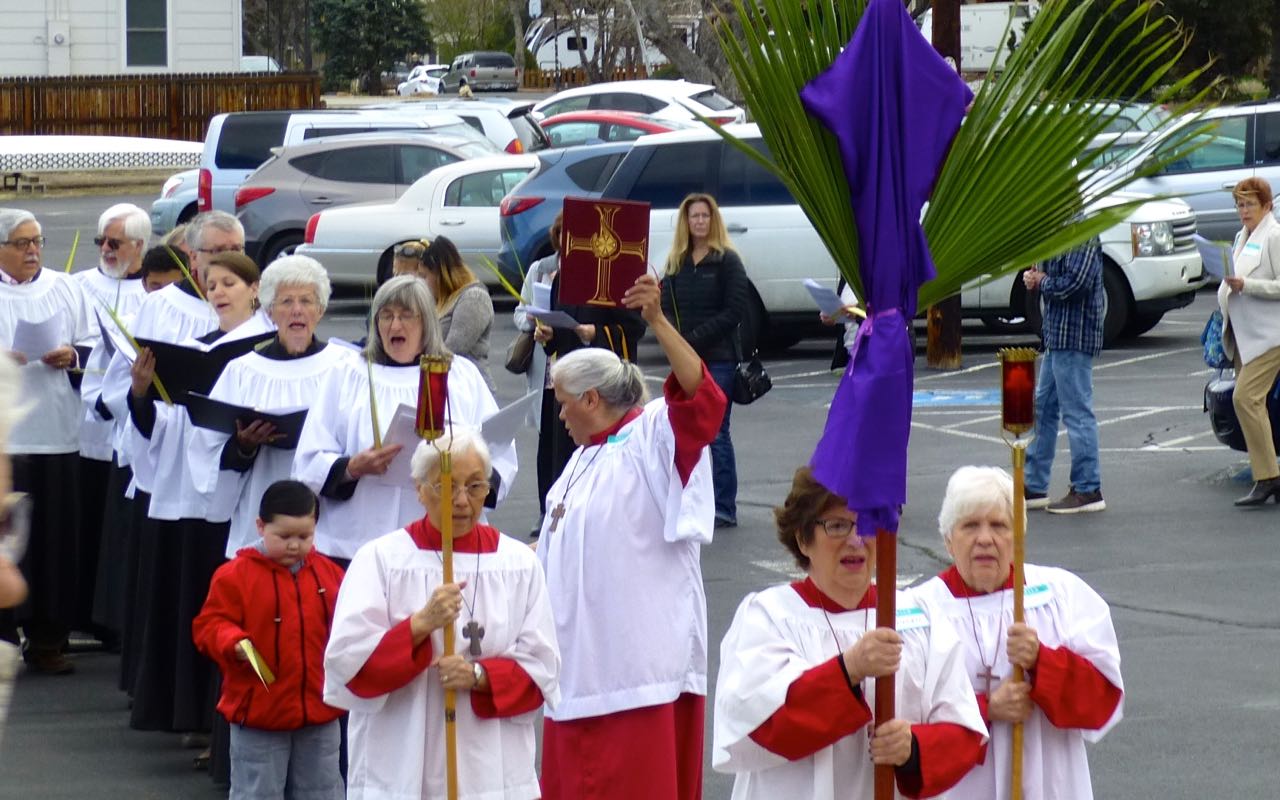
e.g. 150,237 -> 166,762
913,565 -> 1124,800
536,373 -> 720,722
0,269 -> 94,454
72,269 -> 146,461
324,523 -> 560,800
292,356 -> 516,560
713,582 -> 988,800
188,342 -> 354,557
135,312 -> 275,521
101,283 -> 217,494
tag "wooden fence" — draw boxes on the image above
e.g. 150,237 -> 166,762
522,65 -> 650,90
0,72 -> 322,141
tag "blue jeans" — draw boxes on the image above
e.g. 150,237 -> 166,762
707,360 -> 738,522
1026,349 -> 1101,495
230,720 -> 344,800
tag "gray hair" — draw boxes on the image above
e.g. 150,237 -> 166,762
550,348 -> 648,410
185,210 -> 243,250
260,255 -> 332,314
0,355 -> 27,442
0,209 -> 38,243
937,465 -> 1022,543
98,203 -> 151,243
366,275 -> 448,364
409,425 -> 492,485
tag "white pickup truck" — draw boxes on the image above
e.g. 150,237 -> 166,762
599,125 -> 1204,347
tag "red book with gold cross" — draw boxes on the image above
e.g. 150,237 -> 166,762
558,196 -> 651,308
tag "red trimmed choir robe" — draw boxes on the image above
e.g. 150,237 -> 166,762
535,366 -> 726,800
713,578 -> 988,799
913,565 -> 1123,800
323,519 -> 559,800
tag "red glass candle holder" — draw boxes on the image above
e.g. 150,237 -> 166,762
998,348 -> 1037,435
416,354 -> 451,441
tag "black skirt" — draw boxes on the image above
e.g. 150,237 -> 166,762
76,456 -> 110,632
128,516 -> 228,732
91,459 -> 133,637
8,452 -> 83,646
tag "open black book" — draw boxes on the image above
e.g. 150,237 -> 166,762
185,393 -> 310,451
133,332 -> 275,402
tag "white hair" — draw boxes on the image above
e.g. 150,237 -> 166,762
185,210 -> 243,250
260,255 -> 332,314
97,203 -> 151,243
0,355 -> 28,442
409,426 -> 492,485
0,209 -> 38,242
550,348 -> 647,410
937,465 -> 1022,543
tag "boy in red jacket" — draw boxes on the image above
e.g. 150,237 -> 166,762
193,480 -> 345,799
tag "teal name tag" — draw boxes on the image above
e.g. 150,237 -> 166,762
607,430 -> 632,445
1244,242 -> 1262,253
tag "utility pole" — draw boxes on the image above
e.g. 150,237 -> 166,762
926,0 -> 963,370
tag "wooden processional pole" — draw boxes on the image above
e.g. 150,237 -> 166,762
998,347 -> 1037,800
873,528 -> 896,800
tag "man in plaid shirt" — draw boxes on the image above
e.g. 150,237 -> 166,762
1021,239 -> 1106,514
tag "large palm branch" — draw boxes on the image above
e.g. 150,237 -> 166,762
713,0 -> 1213,309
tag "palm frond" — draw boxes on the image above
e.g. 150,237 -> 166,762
715,0 -> 1216,310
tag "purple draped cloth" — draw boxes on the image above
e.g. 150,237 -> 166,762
800,0 -> 972,536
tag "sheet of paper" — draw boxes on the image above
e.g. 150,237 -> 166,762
1193,234 -> 1232,280
532,282 -> 552,311
10,314 -> 65,361
518,305 -> 580,329
481,389 -> 539,449
237,639 -> 276,688
803,279 -> 847,316
369,403 -> 420,486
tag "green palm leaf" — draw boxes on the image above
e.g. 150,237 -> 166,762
713,0 -> 1215,310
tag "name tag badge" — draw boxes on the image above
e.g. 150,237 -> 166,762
1244,242 -> 1262,254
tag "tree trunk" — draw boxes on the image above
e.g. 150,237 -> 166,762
926,0 -> 963,371
509,0 -> 526,70
629,0 -> 719,86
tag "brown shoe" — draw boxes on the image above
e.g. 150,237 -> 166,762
23,648 -> 74,675
1046,488 -> 1106,515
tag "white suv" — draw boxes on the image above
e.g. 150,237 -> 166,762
600,124 -> 1204,347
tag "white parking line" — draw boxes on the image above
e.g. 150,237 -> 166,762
1097,407 -> 1198,427
1094,346 -> 1198,371
910,420 -> 1005,444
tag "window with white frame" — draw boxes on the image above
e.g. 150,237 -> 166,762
126,0 -> 168,67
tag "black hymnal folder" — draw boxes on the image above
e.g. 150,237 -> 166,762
133,332 -> 274,401
186,393 -> 310,451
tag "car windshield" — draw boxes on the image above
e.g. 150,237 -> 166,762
476,54 -> 515,68
689,89 -> 737,112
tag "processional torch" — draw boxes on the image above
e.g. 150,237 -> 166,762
416,354 -> 457,800
997,347 -> 1036,800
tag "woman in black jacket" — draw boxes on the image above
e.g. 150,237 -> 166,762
660,193 -> 749,528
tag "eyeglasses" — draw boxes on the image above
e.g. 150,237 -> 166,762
2,236 -> 46,250
94,236 -> 128,250
197,244 -> 245,255
376,309 -> 421,326
395,241 -> 430,259
814,517 -> 857,539
426,480 -> 491,499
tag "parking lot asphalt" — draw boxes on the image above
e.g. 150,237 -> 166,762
3,195 -> 1276,798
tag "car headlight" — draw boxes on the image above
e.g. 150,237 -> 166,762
1132,221 -> 1175,257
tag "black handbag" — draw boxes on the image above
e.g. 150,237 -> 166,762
731,328 -> 772,405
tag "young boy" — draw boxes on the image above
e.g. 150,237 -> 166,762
193,480 -> 345,799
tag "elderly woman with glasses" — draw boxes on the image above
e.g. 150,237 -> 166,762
713,466 -> 986,800
294,276 -> 515,565
325,426 -> 558,799
913,466 -> 1122,800
189,255 -> 353,559
0,208 -> 94,674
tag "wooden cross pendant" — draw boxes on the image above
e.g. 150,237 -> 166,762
548,502 -> 566,533
977,665 -> 1000,697
463,619 -> 485,657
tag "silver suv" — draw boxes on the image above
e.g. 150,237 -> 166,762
440,51 -> 520,93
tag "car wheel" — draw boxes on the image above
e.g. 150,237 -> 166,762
376,248 -> 395,286
260,231 -> 304,266
177,202 -> 198,225
980,314 -> 1031,335
1100,263 -> 1130,347
1122,310 -> 1164,338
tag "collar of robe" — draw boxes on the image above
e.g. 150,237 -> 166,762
178,276 -> 202,298
406,516 -> 499,553
791,576 -> 877,612
259,335 -> 324,360
587,406 -> 643,446
939,564 -> 1014,598
0,267 -> 40,286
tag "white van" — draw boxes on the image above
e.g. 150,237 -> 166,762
196,109 -> 488,214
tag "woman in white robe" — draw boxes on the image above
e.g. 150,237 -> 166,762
713,466 -> 988,800
293,275 -> 515,562
324,426 -> 558,800
126,251 -> 273,733
0,209 -> 94,674
188,256 -> 352,558
913,466 -> 1123,800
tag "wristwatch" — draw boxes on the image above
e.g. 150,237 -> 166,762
472,661 -> 486,687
